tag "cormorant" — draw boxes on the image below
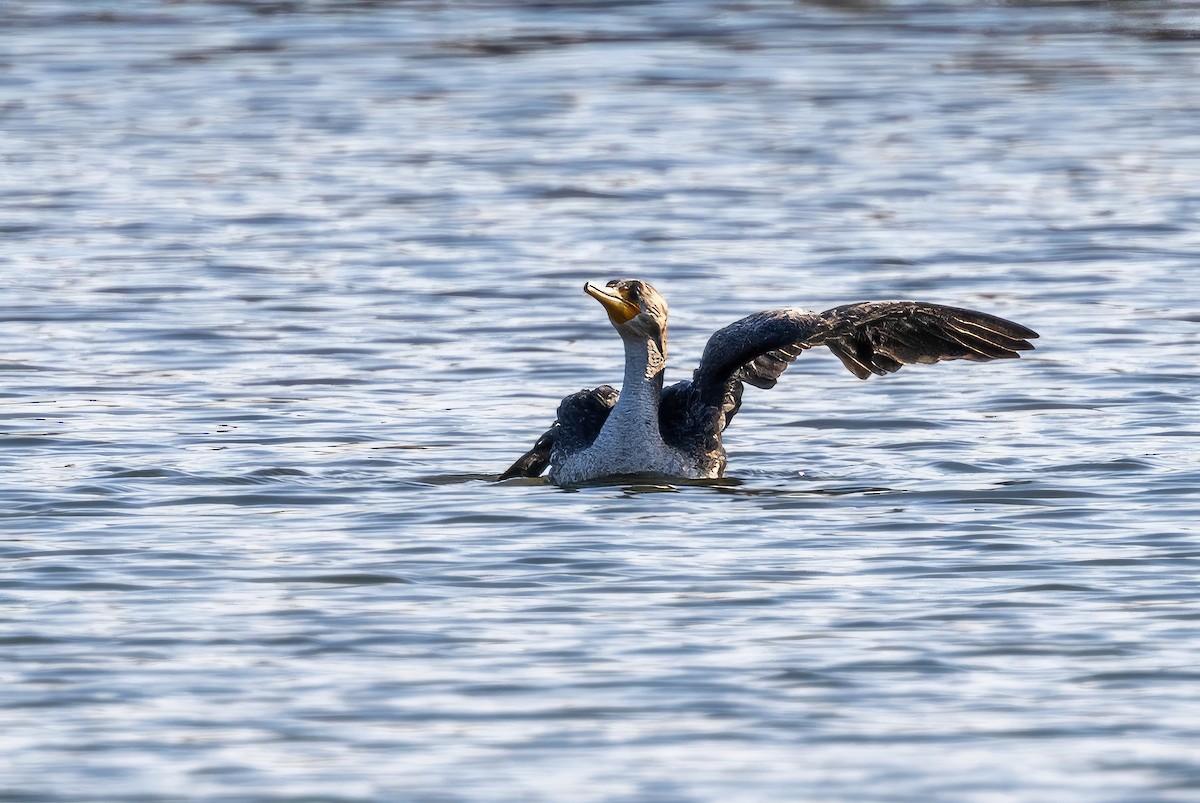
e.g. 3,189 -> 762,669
501,279 -> 1037,485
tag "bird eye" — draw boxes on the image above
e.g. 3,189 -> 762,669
605,279 -> 642,303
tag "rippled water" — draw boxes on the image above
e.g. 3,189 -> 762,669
4,1 -> 1200,800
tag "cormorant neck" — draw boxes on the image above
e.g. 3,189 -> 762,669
590,322 -> 670,454
623,330 -> 666,397
608,331 -> 666,437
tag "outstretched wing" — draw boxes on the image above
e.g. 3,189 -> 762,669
671,302 -> 1038,443
815,301 -> 1039,379
499,385 -> 618,479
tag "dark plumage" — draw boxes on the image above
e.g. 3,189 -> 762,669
501,280 -> 1038,484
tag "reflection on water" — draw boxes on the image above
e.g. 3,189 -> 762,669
3,0 -> 1200,800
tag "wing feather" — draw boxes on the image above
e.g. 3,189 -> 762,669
674,301 -> 1037,439
500,385 -> 619,479
822,301 -> 1037,378
499,426 -> 556,479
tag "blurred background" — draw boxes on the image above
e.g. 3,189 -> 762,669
3,1 -> 1199,801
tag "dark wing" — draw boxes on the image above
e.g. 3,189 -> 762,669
499,425 -> 556,479
499,385 -> 618,479
816,302 -> 1041,381
659,309 -> 824,452
668,302 -> 1038,445
816,301 -> 1039,379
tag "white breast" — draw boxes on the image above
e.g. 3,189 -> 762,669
549,427 -> 710,484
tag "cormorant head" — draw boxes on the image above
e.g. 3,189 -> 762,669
583,279 -> 669,342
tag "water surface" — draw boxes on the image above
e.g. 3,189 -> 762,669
3,1 -> 1200,800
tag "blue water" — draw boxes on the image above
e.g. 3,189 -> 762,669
3,1 -> 1200,800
